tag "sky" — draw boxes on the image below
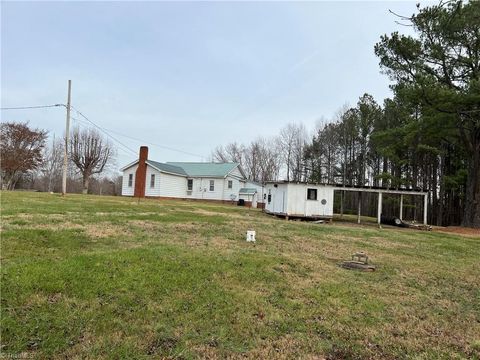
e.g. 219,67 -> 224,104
1,1 -> 432,171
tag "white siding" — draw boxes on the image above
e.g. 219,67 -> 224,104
264,183 -> 334,217
123,164 -> 187,198
223,176 -> 244,201
265,183 -> 288,214
121,164 -> 138,196
145,166 -> 162,197
182,178 -> 223,200
159,172 -> 187,198
286,184 -> 334,217
228,166 -> 244,180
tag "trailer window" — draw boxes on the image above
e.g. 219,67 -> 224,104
307,188 -> 317,200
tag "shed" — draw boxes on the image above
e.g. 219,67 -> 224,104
264,182 -> 335,219
238,188 -> 258,208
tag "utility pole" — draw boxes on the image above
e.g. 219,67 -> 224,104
62,80 -> 71,196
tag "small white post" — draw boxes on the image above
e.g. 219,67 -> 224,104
423,193 -> 428,225
399,194 -> 403,221
377,192 -> 383,224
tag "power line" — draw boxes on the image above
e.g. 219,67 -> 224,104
1,101 -> 206,159
69,106 -> 137,156
71,105 -> 204,160
0,104 -> 64,110
102,127 -> 205,159
71,116 -> 137,157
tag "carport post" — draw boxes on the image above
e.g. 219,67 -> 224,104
377,192 -> 383,224
423,193 -> 428,225
399,194 -> 403,221
357,192 -> 362,224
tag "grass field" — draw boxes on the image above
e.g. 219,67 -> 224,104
1,191 -> 479,359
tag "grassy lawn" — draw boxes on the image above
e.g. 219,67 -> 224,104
1,191 -> 479,359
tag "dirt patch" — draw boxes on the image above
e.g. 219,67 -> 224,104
95,211 -> 161,217
128,220 -> 161,230
195,208 -> 248,219
367,236 -> 415,250
84,223 -> 131,238
1,217 -> 132,240
433,226 -> 480,238
189,335 -> 321,359
4,221 -> 84,231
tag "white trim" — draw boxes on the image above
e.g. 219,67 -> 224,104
225,164 -> 247,180
332,186 -> 427,196
120,160 -> 139,172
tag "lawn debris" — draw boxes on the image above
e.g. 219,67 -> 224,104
381,215 -> 432,231
406,222 -> 433,231
340,251 -> 376,271
351,251 -> 368,263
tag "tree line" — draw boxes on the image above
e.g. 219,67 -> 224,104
0,122 -> 120,195
213,1 -> 480,228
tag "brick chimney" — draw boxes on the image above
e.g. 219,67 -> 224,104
134,146 -> 148,198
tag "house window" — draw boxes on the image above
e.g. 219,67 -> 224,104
150,174 -> 155,188
209,180 -> 215,191
307,188 -> 317,200
128,174 -> 133,187
187,179 -> 193,191
228,180 -> 233,189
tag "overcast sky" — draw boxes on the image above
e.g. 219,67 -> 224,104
1,1 -> 432,169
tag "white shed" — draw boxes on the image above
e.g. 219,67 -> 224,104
238,188 -> 258,208
264,182 -> 335,219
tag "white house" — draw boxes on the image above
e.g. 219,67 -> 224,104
264,182 -> 335,219
121,146 -> 249,203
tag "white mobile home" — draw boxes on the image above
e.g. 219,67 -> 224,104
264,182 -> 335,219
264,181 -> 429,225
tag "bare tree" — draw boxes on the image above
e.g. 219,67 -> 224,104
0,121 -> 47,190
68,127 -> 115,194
40,136 -> 64,192
211,145 -> 229,162
212,139 -> 280,183
211,142 -> 245,166
250,137 -> 281,182
278,123 -> 308,181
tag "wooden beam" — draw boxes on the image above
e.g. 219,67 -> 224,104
333,186 -> 426,196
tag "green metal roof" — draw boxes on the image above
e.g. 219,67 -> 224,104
239,188 -> 257,194
166,162 -> 239,177
147,160 -> 187,176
